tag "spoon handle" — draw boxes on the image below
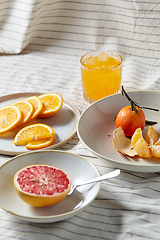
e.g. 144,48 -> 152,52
76,169 -> 120,188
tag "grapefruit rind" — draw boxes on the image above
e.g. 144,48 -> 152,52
13,164 -> 72,207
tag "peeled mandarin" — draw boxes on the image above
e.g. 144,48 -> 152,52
145,125 -> 158,146
131,128 -> 143,148
133,138 -> 152,158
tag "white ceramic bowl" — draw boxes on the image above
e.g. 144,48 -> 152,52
77,90 -> 160,172
0,150 -> 101,223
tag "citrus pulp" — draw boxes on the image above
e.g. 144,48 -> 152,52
25,96 -> 43,120
14,123 -> 56,150
131,128 -> 152,158
0,105 -> 22,134
12,100 -> 33,125
14,164 -> 72,207
38,92 -> 63,118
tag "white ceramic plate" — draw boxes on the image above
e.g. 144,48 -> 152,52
78,90 -> 160,172
0,150 -> 101,223
0,92 -> 80,155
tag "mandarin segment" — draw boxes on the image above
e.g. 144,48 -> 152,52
145,125 -> 158,146
131,128 -> 152,158
131,128 -> 143,148
0,105 -> 22,134
151,139 -> 160,158
133,138 -> 152,158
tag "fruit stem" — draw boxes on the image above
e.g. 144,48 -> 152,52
121,86 -> 159,112
145,120 -> 158,125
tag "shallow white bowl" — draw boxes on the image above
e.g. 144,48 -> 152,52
77,90 -> 160,172
0,150 -> 101,223
0,92 -> 80,155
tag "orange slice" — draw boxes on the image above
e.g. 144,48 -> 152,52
25,96 -> 43,120
12,100 -> 33,125
0,105 -> 22,134
26,136 -> 56,150
145,125 -> 158,146
38,92 -> 63,118
14,123 -> 56,149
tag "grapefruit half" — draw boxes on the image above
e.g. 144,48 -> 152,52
13,164 -> 72,207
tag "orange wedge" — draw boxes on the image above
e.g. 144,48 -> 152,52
131,128 -> 143,148
38,92 -> 63,118
26,136 -> 56,150
131,128 -> 152,158
25,96 -> 43,120
133,138 -> 152,158
14,123 -> 56,149
145,125 -> 158,145
151,139 -> 160,157
0,105 -> 22,134
12,100 -> 33,125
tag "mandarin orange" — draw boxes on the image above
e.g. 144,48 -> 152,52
115,106 -> 145,137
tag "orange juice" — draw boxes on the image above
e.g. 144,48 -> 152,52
80,51 -> 122,103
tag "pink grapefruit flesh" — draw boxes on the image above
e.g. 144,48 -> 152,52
13,164 -> 72,207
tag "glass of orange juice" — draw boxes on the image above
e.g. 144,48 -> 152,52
80,51 -> 123,103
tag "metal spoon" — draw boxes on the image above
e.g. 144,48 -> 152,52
68,169 -> 120,195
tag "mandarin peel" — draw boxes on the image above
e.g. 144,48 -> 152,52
112,127 -> 137,157
112,126 -> 160,159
